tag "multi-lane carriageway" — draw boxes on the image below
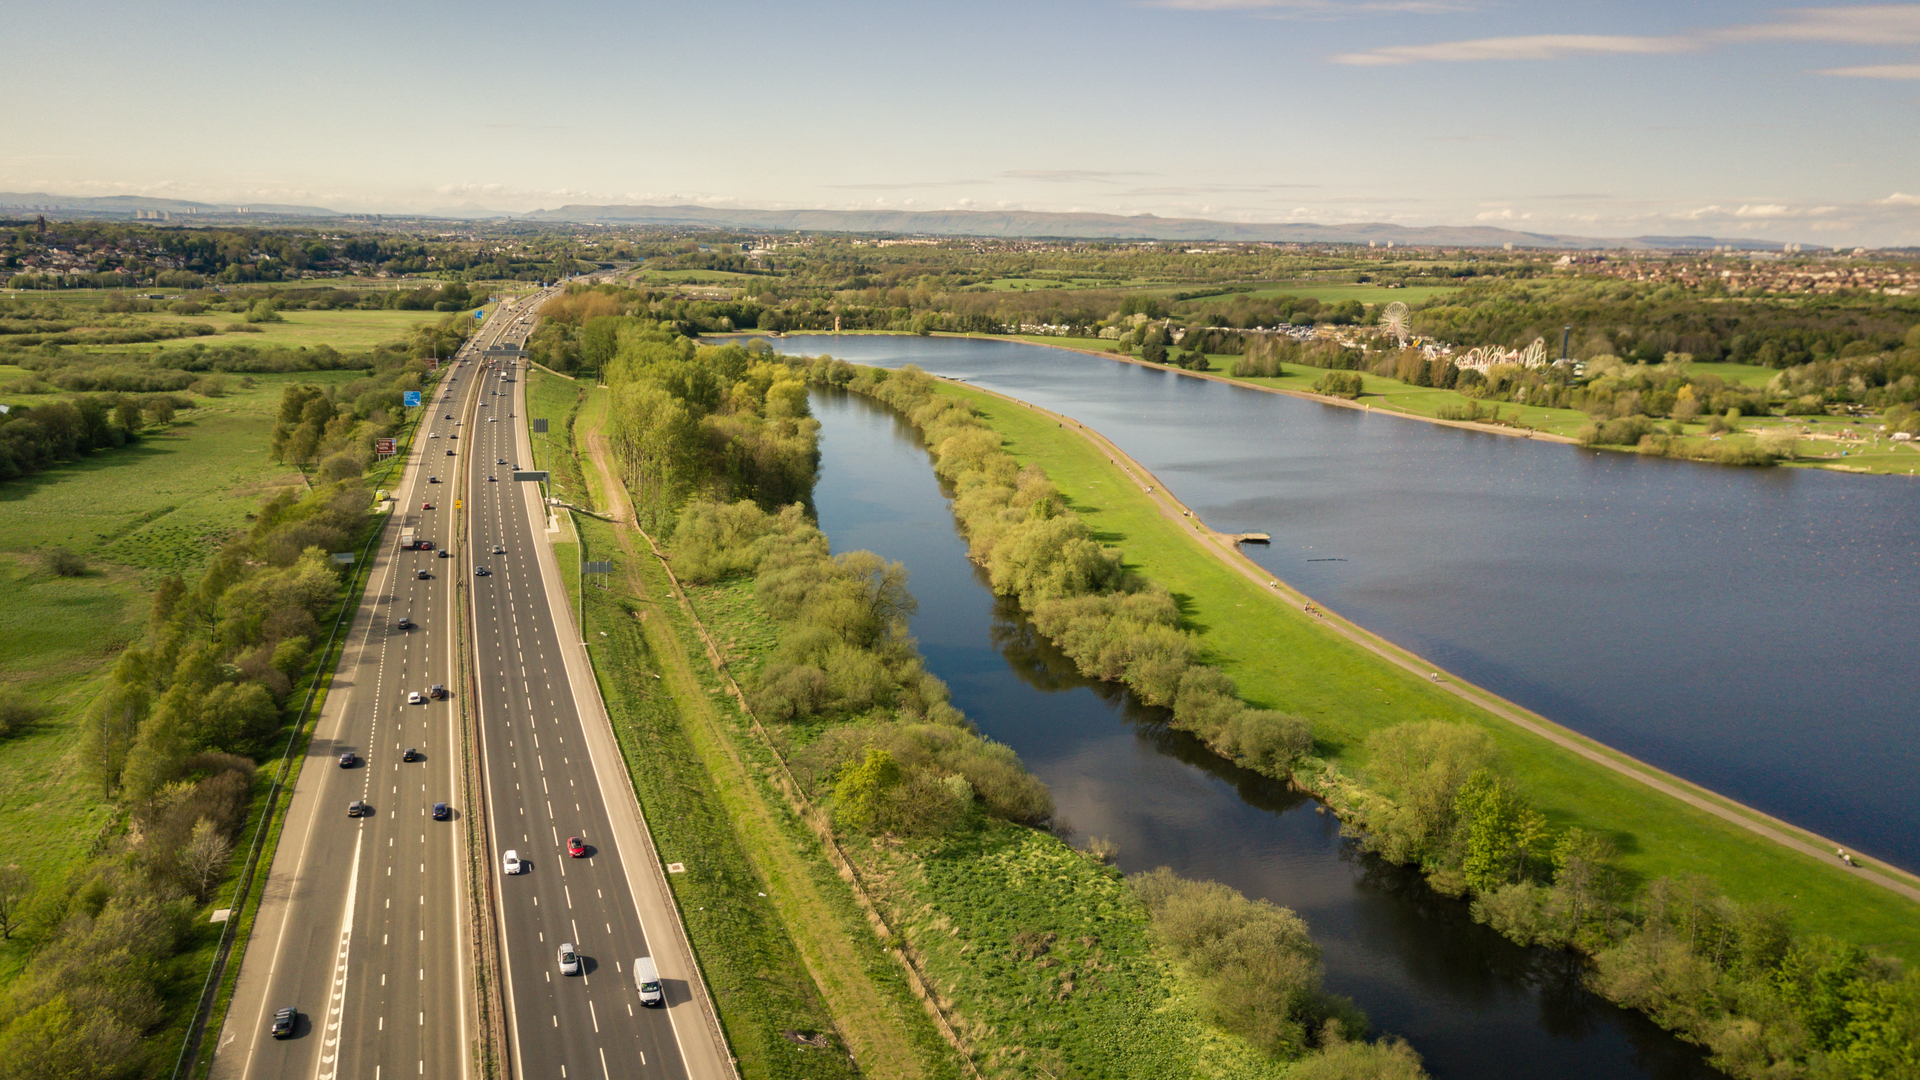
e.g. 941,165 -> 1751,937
213,291 -> 730,1080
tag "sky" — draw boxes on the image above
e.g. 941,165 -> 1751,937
3,0 -> 1918,245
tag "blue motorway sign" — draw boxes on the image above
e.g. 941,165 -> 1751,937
403,391 -> 421,408
475,309 -> 485,319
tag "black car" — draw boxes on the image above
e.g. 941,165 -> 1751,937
497,458 -> 506,465
438,548 -> 452,558
428,476 -> 439,484
270,1006 -> 296,1039
447,449 -> 456,456
402,747 -> 419,762
338,752 -> 355,768
475,566 -> 491,576
396,617 -> 414,629
432,802 -> 451,820
415,569 -> 430,580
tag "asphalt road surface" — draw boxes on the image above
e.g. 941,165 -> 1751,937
214,283 -> 732,1080
471,334 -> 716,1080
212,294 -> 530,1080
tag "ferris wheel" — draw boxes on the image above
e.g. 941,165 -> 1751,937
1379,301 -> 1411,348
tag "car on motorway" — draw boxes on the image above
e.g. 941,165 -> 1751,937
396,616 -> 414,629
432,802 -> 450,820
475,566 -> 490,576
416,568 -> 429,580
439,548 -> 452,558
558,944 -> 580,976
348,800 -> 367,817
270,1006 -> 297,1039
447,449 -> 456,456
430,683 -> 446,699
503,850 -> 521,874
567,836 -> 586,858
497,458 -> 507,465
488,475 -> 496,482
428,476 -> 439,483
407,691 -> 423,705
402,746 -> 419,761
489,417 -> 497,422
419,540 -> 434,550
445,413 -> 453,419
449,433 -> 458,439
338,752 -> 356,768
492,544 -> 506,554
429,432 -> 438,438
422,501 -> 433,510
634,957 -> 662,1006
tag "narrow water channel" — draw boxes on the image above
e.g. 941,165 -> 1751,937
772,333 -> 1920,873
808,387 -> 1722,1080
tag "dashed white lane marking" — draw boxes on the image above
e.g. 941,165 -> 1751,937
314,827 -> 366,1080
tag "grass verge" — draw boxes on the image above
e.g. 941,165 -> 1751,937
923,379 -> 1920,963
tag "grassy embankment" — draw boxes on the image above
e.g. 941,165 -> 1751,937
530,368 -> 956,1078
0,370 -> 359,917
0,323 -> 441,1068
913,379 -> 1920,964
996,334 -> 1920,474
536,367 -> 1292,1079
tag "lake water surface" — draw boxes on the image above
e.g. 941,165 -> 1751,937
809,387 -> 1722,1080
780,333 -> 1920,872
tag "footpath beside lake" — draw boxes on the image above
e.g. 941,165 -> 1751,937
771,333 -> 1920,878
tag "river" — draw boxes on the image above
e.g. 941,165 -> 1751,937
809,386 -> 1722,1080
774,333 -> 1920,875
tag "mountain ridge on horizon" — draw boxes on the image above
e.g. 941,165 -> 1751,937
0,190 -> 1791,251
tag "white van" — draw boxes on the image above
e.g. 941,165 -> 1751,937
633,956 -> 662,1007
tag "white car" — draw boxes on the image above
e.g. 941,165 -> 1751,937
407,691 -> 423,705
558,944 -> 580,976
503,850 -> 521,874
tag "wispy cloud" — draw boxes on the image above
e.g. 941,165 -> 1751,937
1000,169 -> 1152,184
1329,5 -> 1920,67
1876,192 -> 1920,205
1143,0 -> 1468,14
822,179 -> 990,190
1334,33 -> 1692,65
1819,62 -> 1920,78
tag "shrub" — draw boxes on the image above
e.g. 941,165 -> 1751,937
1313,371 -> 1364,398
41,547 -> 86,577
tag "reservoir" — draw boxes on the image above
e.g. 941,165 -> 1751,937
809,386 -> 1720,1080
778,333 -> 1920,873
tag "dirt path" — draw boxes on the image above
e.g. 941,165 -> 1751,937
579,423 -> 939,1080
947,377 -> 1920,907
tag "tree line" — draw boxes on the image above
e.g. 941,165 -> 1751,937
0,471 -> 381,1077
1341,720 -> 1920,1080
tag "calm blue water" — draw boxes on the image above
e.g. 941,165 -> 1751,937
777,334 -> 1920,874
809,388 -> 1720,1080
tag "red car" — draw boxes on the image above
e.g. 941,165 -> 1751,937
566,837 -> 587,858
422,502 -> 434,510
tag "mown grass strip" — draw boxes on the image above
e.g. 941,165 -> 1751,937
922,379 -> 1920,962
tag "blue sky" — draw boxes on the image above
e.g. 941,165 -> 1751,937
4,0 -> 1917,244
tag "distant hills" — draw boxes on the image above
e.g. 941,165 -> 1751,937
0,191 -> 1787,250
0,192 -> 342,219
517,204 -> 1786,251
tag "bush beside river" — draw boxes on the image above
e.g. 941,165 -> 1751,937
792,354 -> 1920,1080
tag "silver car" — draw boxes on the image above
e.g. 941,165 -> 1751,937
558,944 -> 580,976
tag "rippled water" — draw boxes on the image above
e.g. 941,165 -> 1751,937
809,386 -> 1722,1080
777,333 -> 1920,872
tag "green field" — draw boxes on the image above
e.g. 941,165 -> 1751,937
1231,282 -> 1461,305
929,381 -> 1920,963
101,307 -> 470,354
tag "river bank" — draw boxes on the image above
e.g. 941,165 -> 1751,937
535,364 -> 1395,1080
798,359 -> 1920,1076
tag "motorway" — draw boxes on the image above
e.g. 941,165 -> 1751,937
213,283 -> 731,1080
467,313 -> 716,1080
